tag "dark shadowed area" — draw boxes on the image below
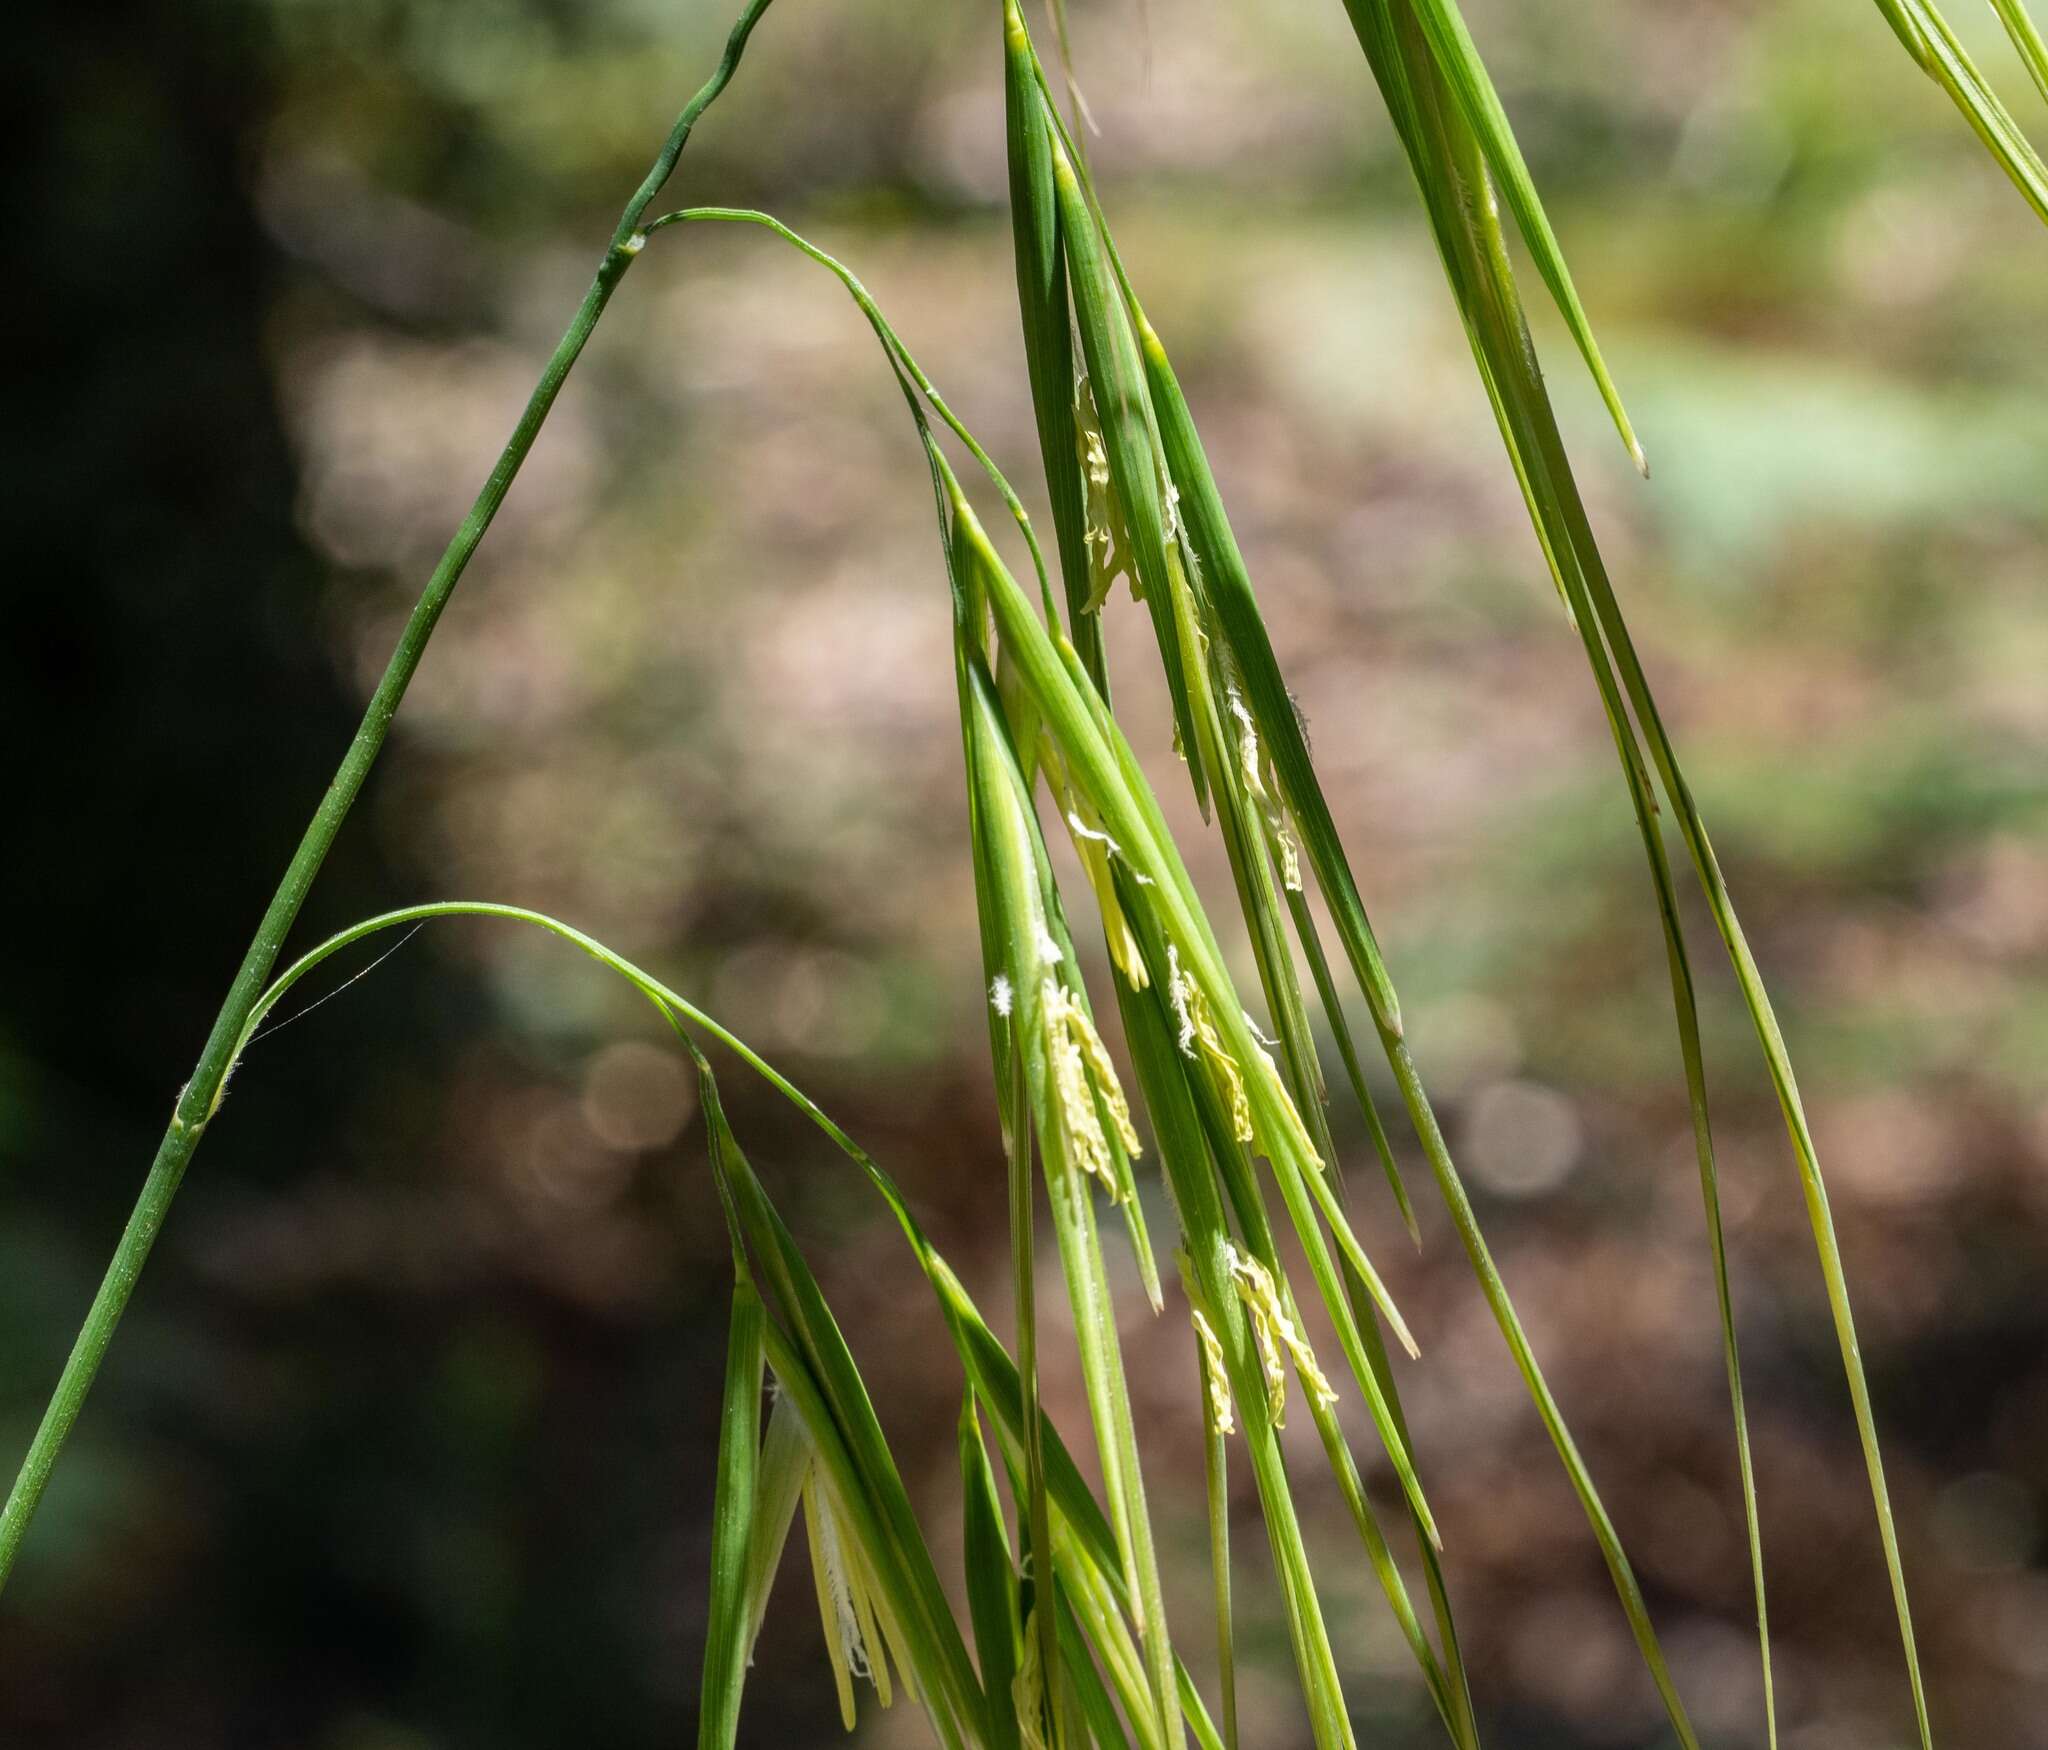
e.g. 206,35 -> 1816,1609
4,0 -> 2046,1746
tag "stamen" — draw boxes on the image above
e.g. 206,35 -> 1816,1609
1273,812 -> 1304,891
1226,1243 -> 1338,1429
1193,1307 -> 1235,1436
1226,688 -> 1266,801
1043,979 -> 1141,1196
1164,944 -> 1251,1137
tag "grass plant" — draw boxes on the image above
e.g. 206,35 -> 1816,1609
11,0 -> 2042,1740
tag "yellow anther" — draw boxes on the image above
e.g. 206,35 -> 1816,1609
1226,1243 -> 1338,1429
1044,979 -> 1141,1196
1167,946 -> 1252,1143
1192,1307 -> 1235,1436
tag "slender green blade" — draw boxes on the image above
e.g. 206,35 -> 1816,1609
1045,114 -> 1209,810
741,1393 -> 811,1657
1335,0 -> 1923,1740
1005,0 -> 1102,680
961,1395 -> 1025,1750
697,1277 -> 766,1750
1133,313 -> 1407,1050
1192,1324 -> 1237,1750
1055,1595 -> 1137,1750
1283,880 -> 1420,1246
1875,0 -> 2048,221
1633,765 -> 1778,1750
1401,0 -> 1645,469
1990,0 -> 2048,105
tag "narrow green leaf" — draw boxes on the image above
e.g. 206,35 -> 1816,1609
1054,1596 -> 1137,1750
697,1277 -> 766,1750
1334,0 -> 1919,1740
1179,1259 -> 1238,1750
1282,881 -> 1421,1246
1044,113 -> 1209,810
1399,0 -> 1644,469
1631,763 -> 1777,1750
961,1395 -> 1025,1750
1990,0 -> 2048,106
1873,0 -> 2048,222
742,1393 -> 811,1657
1005,0 -> 1103,681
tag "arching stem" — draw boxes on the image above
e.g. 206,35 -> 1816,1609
0,0 -> 780,1593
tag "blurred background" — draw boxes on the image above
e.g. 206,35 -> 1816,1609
6,0 -> 2048,1744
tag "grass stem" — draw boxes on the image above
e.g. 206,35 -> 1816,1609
0,0 -> 779,1595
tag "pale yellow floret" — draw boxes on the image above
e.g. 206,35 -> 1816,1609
802,1469 -> 870,1729
1253,1041 -> 1326,1174
792,1426 -> 899,1733
1061,806 -> 1150,989
1226,1243 -> 1338,1429
1043,979 -> 1141,1197
1167,945 -> 1252,1143
1272,811 -> 1304,891
1225,688 -> 1267,802
1074,375 -> 1138,608
1227,687 -> 1307,893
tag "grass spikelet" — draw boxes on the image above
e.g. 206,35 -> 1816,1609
1004,0 -> 1101,677
949,515 -> 1181,1742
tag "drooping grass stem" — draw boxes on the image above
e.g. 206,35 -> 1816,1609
0,0 -> 780,1594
